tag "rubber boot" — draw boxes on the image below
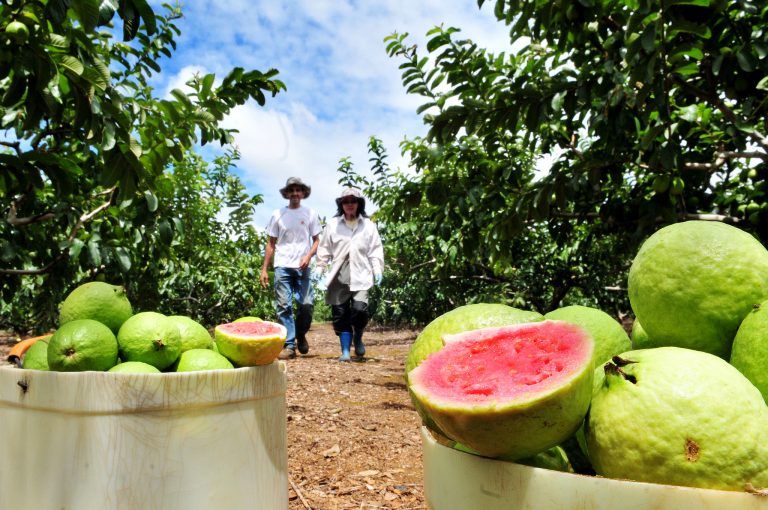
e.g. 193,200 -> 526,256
339,331 -> 352,362
353,330 -> 365,359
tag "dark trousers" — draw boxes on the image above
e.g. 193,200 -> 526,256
331,299 -> 369,337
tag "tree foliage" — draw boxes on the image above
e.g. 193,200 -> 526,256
363,0 -> 767,320
1,1 -> 283,331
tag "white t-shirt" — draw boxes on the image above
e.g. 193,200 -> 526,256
265,206 -> 322,268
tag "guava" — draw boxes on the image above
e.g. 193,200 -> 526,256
544,305 -> 630,367
108,361 -> 161,373
730,300 -> 768,402
628,221 -> 768,359
167,315 -> 213,352
59,281 -> 133,334
453,441 -> 573,472
47,319 -> 119,372
629,319 -> 651,349
586,347 -> 768,491
233,316 -> 262,322
117,311 -> 182,370
405,303 -> 544,433
5,21 -> 29,45
214,320 -> 286,366
174,348 -> 234,372
22,339 -> 49,370
408,321 -> 594,459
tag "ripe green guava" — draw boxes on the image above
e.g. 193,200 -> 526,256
544,305 -> 630,367
408,321 -> 594,459
628,221 -> 768,359
586,347 -> 768,491
730,300 -> 768,403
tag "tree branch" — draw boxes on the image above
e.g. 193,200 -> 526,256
1,187 -> 118,276
685,151 -> 767,171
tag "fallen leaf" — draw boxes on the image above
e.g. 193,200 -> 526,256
321,444 -> 340,457
356,470 -> 380,477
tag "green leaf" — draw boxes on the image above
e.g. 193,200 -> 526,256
159,219 -> 173,245
72,0 -> 101,32
641,23 -> 656,53
59,56 -> 85,76
114,246 -> 131,272
144,190 -> 158,212
87,238 -> 102,266
736,49 -> 757,72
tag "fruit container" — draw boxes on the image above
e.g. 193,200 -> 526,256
0,363 -> 287,510
420,427 -> 768,509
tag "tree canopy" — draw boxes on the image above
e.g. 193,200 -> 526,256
356,0 -> 767,320
1,1 -> 283,330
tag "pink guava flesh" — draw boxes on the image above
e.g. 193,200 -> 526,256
217,321 -> 283,337
413,321 -> 593,404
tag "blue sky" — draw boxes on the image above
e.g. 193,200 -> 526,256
148,1 -> 512,227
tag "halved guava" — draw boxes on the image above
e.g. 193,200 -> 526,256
405,303 -> 544,433
408,320 -> 594,460
214,320 -> 286,366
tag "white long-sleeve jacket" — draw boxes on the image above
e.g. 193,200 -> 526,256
316,215 -> 384,292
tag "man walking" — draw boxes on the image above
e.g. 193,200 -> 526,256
260,177 -> 322,359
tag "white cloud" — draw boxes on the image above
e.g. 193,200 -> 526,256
153,0 -> 512,227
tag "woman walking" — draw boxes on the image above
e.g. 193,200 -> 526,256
316,188 -> 384,361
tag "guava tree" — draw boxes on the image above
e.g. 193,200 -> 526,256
0,1 -> 284,330
365,0 -> 766,317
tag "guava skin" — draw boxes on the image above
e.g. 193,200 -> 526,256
586,347 -> 768,491
628,221 -> 768,359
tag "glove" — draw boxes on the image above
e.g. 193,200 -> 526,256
374,273 -> 383,286
317,269 -> 331,291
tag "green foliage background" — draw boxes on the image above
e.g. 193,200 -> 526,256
3,0 -> 768,334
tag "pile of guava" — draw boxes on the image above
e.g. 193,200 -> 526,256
10,281 -> 280,373
406,221 -> 768,493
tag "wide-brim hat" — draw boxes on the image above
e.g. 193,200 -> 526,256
335,187 -> 365,207
280,177 -> 311,198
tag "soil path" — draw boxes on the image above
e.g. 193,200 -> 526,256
0,322 -> 427,510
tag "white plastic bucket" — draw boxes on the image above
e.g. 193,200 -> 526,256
421,427 -> 768,510
0,363 -> 287,510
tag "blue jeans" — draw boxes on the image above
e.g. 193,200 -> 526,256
274,267 -> 314,350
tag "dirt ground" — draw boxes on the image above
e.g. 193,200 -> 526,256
0,322 -> 427,510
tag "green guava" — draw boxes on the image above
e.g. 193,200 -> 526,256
586,347 -> 768,491
730,300 -> 768,402
233,316 -> 262,322
630,319 -> 651,349
405,303 -> 544,433
47,319 -> 119,372
22,339 -> 49,370
544,305 -> 630,367
108,361 -> 161,373
59,281 -> 133,334
174,348 -> 234,372
408,321 -> 594,459
116,312 -> 182,370
628,221 -> 768,359
453,441 -> 573,472
5,21 -> 29,45
167,315 -> 214,352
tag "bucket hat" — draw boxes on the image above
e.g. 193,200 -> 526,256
280,177 -> 311,198
335,187 -> 365,207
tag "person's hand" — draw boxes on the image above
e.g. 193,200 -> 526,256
374,272 -> 383,286
259,269 -> 269,289
299,255 -> 311,270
